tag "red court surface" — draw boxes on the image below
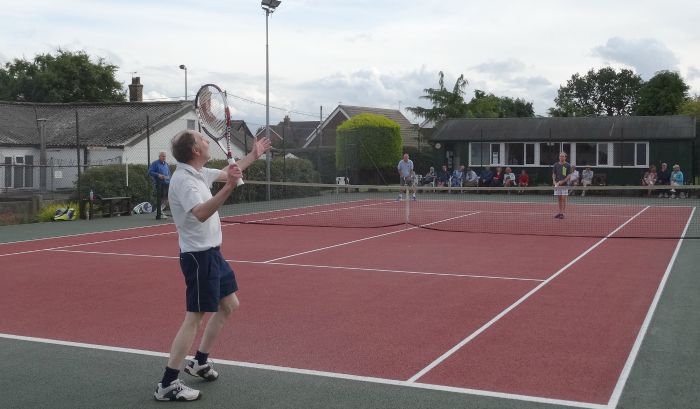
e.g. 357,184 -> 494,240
0,204 -> 692,407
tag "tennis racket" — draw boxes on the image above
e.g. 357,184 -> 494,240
194,83 -> 244,185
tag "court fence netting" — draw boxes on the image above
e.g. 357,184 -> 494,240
215,181 -> 700,239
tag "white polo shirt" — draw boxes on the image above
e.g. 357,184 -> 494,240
168,162 -> 224,252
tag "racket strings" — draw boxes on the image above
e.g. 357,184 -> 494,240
196,86 -> 229,139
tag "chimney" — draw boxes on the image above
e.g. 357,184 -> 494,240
283,115 -> 291,125
128,77 -> 143,102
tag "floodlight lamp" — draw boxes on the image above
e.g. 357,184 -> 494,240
261,0 -> 281,11
179,64 -> 186,70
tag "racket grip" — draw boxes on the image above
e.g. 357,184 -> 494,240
227,158 -> 245,186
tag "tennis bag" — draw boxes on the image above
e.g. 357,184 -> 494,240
132,202 -> 154,214
53,208 -> 77,221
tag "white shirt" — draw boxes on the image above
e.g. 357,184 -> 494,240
168,162 -> 223,252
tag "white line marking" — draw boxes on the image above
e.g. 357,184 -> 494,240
0,221 -> 173,246
605,206 -> 696,409
227,200 -> 391,224
406,206 -> 651,383
0,333 -> 606,409
48,248 -> 542,283
264,211 -> 481,263
0,231 -> 177,258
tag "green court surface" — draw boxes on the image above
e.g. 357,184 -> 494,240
1,216 -> 699,409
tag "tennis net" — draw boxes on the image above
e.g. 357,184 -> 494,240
218,181 -> 699,239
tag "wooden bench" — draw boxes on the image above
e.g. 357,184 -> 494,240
81,196 -> 132,219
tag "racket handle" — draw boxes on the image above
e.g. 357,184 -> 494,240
227,158 -> 245,186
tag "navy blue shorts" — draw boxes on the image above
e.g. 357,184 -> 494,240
179,247 -> 238,312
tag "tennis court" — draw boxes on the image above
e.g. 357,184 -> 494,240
1,185 -> 699,409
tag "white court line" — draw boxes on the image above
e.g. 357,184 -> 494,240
605,206 -> 697,409
225,200 -> 390,224
0,220 -> 173,246
264,211 -> 481,263
0,230 -> 177,258
0,333 -> 606,409
406,206 -> 651,384
48,248 -> 542,283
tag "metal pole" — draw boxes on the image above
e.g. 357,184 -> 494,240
37,118 -> 47,191
265,9 -> 271,200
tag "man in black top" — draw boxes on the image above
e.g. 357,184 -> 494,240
656,162 -> 671,198
552,152 -> 572,219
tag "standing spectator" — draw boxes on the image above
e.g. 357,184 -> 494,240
436,165 -> 450,187
397,153 -> 416,201
480,167 -> 494,187
154,131 -> 270,402
517,169 -> 529,193
503,167 -> 517,188
670,164 -> 685,199
464,166 -> 479,187
641,165 -> 657,196
657,162 -> 671,197
420,166 -> 436,186
581,166 -> 594,196
552,152 -> 572,219
149,151 -> 171,219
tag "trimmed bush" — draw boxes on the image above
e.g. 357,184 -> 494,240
336,113 -> 403,184
77,164 -> 153,204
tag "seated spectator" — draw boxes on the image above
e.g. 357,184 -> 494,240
492,167 -> 503,187
517,169 -> 529,193
657,162 -> 671,197
480,167 -> 494,187
503,167 -> 517,188
581,166 -> 594,196
420,167 -> 437,186
641,165 -> 657,196
436,165 -> 450,187
451,165 -> 465,187
463,166 -> 479,187
670,164 -> 685,199
567,166 -> 580,194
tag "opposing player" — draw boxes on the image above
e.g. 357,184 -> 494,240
397,153 -> 416,201
552,152 -> 572,219
154,130 -> 270,401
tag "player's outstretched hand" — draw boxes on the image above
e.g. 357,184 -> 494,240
253,137 -> 272,159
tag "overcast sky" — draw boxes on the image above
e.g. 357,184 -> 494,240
1,0 -> 698,129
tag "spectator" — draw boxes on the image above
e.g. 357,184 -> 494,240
670,164 -> 685,199
517,169 -> 529,193
451,165 -> 465,188
397,153 -> 416,201
149,151 -> 171,219
581,166 -> 594,196
436,165 -> 450,187
568,166 -> 580,195
657,162 -> 671,198
641,165 -> 657,196
480,167 -> 494,187
492,166 -> 503,187
464,166 -> 479,187
503,167 -> 517,188
420,166 -> 436,186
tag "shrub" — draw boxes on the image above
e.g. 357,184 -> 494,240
77,164 -> 153,204
336,114 -> 403,184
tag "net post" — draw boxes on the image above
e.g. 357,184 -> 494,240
405,185 -> 410,225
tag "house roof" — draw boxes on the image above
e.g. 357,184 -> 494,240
0,101 -> 192,148
432,115 -> 697,142
302,105 -> 420,148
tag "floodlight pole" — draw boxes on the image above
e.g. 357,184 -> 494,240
179,64 -> 188,100
262,0 -> 280,201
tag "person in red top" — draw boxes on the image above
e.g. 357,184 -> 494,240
518,169 -> 529,193
492,166 -> 503,187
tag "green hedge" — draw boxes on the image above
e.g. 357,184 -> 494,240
208,156 -> 321,203
77,164 -> 154,204
336,113 -> 403,184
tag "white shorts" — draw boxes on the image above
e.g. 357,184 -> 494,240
554,186 -> 569,196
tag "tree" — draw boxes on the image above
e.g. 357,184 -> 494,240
466,90 -> 535,118
406,71 -> 469,124
549,67 -> 643,116
679,94 -> 700,117
635,70 -> 689,116
0,50 -> 125,103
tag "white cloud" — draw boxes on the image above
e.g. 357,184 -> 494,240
593,37 -> 680,79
